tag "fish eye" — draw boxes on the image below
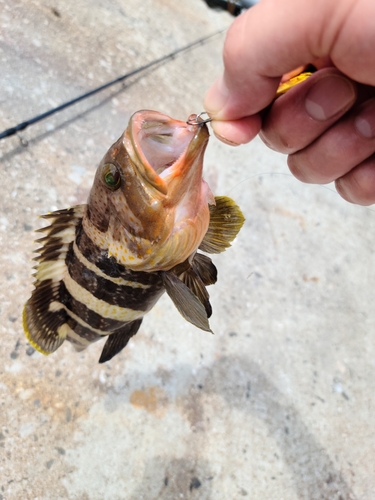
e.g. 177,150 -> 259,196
102,163 -> 121,190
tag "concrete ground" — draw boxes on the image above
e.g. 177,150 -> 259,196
0,1 -> 374,499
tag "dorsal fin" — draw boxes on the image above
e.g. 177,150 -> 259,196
33,206 -> 86,263
23,205 -> 86,354
199,196 -> 245,254
99,319 -> 143,363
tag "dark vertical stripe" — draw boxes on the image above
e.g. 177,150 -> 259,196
59,281 -> 129,332
67,318 -> 103,343
75,223 -> 163,285
66,244 -> 164,310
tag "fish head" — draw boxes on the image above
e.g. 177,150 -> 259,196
85,110 -> 214,271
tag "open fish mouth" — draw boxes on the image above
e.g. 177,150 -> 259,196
127,110 -> 209,193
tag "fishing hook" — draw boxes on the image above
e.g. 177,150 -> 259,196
186,111 -> 213,126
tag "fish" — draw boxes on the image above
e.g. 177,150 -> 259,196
23,110 -> 245,363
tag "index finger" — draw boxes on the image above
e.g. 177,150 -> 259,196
204,0 -> 363,121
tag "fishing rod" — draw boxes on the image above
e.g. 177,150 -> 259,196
0,29 -> 225,142
202,0 -> 257,16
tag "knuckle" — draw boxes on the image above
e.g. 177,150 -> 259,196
260,127 -> 298,154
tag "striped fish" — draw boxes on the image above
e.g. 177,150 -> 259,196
23,111 -> 244,363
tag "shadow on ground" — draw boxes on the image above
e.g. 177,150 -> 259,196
115,355 -> 355,500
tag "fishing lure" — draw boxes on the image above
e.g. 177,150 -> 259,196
23,111 -> 245,363
276,72 -> 313,97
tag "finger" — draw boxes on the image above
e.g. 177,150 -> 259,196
260,69 -> 357,154
335,155 -> 375,205
204,0 -> 322,120
311,57 -> 333,70
204,0 -> 375,121
287,98 -> 375,184
209,114 -> 262,146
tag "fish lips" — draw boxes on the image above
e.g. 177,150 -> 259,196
125,110 -> 209,196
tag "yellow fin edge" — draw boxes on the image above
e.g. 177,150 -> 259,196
22,305 -> 51,356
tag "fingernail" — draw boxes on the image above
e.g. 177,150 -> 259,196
305,75 -> 356,121
204,75 -> 229,116
213,131 -> 240,146
355,99 -> 375,138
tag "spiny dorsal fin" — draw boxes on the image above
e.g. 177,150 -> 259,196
199,196 -> 245,254
33,205 -> 85,267
99,319 -> 143,363
37,205 -> 86,236
161,271 -> 212,333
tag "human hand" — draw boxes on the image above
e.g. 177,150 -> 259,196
204,0 -> 375,205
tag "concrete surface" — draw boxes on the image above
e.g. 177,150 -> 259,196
0,1 -> 374,499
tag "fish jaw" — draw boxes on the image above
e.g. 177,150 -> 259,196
85,111 -> 213,272
126,110 -> 202,194
126,109 -> 213,216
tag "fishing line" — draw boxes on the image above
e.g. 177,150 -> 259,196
0,29 -> 225,142
228,171 -> 375,213
227,171 -> 334,194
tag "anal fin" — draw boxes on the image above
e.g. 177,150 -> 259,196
180,268 -> 212,318
192,253 -> 217,286
99,319 -> 143,363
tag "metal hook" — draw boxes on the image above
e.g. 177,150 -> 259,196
186,111 -> 212,126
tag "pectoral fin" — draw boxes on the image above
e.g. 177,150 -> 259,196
161,272 -> 212,333
199,196 -> 245,254
99,319 -> 143,363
